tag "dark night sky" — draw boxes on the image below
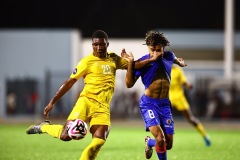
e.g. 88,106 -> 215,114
0,0 -> 239,37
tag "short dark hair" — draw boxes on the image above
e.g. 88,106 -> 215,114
144,31 -> 170,47
92,30 -> 108,40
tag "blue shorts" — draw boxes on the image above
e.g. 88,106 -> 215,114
139,94 -> 174,134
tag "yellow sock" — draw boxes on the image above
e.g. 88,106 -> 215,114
196,123 -> 207,137
41,124 -> 63,139
80,138 -> 105,160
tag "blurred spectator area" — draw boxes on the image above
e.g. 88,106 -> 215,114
6,78 -> 38,115
175,75 -> 240,120
112,70 -> 240,120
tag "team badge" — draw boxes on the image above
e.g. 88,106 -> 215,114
73,68 -> 77,74
166,119 -> 172,124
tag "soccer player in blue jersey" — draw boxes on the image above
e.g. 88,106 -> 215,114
125,31 -> 187,160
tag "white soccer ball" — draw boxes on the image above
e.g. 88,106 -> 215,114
67,119 -> 88,140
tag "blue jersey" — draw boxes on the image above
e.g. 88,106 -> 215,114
135,51 -> 175,134
135,51 -> 175,89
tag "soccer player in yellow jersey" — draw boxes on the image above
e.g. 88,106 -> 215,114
169,65 -> 211,146
26,30 -> 158,160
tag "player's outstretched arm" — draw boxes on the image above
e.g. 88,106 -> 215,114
124,51 -> 138,88
174,57 -> 187,67
121,48 -> 160,69
184,82 -> 193,90
44,78 -> 77,118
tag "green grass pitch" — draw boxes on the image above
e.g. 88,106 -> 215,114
0,121 -> 239,160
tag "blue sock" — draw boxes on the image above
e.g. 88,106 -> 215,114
156,145 -> 167,160
147,139 -> 156,147
156,151 -> 167,160
148,138 -> 167,160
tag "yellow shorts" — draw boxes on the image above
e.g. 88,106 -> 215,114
67,96 -> 110,128
170,95 -> 189,111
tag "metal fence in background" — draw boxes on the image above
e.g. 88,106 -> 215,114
5,70 -> 240,121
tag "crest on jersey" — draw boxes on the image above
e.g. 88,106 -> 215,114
73,68 -> 77,74
166,119 -> 172,124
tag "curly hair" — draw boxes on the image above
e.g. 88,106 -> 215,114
144,31 -> 170,47
92,30 -> 108,40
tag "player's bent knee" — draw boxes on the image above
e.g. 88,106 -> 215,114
59,125 -> 72,141
166,143 -> 173,150
165,135 -> 173,150
60,132 -> 72,141
155,138 -> 166,149
166,140 -> 173,150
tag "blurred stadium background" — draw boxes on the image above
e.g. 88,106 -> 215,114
0,0 -> 240,124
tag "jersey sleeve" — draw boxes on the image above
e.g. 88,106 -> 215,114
117,56 -> 128,69
134,54 -> 149,77
70,60 -> 88,80
164,51 -> 175,62
109,52 -> 128,69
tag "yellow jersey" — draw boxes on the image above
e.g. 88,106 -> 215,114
169,65 -> 187,99
70,52 -> 128,106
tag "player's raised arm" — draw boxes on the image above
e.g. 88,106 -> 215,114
174,57 -> 187,67
121,48 -> 161,69
125,53 -> 139,88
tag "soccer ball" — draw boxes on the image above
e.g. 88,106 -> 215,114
67,119 -> 88,140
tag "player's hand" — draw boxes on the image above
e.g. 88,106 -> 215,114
177,58 -> 187,67
150,51 -> 163,61
43,103 -> 54,118
121,48 -> 134,62
184,82 -> 193,90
